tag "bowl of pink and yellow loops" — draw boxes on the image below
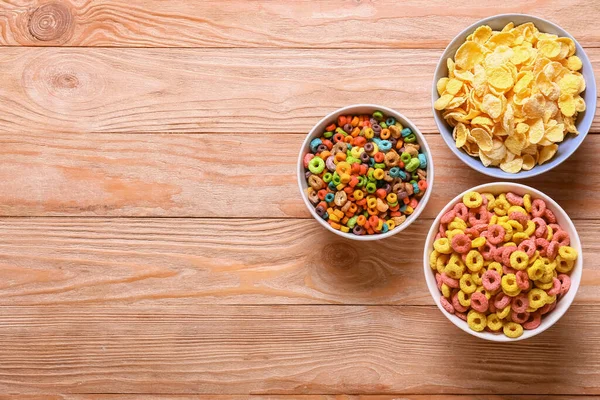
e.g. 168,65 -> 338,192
423,182 -> 582,341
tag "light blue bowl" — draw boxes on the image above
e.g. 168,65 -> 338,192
432,14 -> 597,179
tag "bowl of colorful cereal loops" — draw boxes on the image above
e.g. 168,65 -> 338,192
432,14 -> 596,179
423,182 -> 582,341
298,104 -> 433,240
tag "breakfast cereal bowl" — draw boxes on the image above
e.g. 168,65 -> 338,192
432,14 -> 596,179
423,182 -> 582,341
298,104 -> 434,241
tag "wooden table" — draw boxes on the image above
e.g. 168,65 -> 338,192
0,0 -> 599,397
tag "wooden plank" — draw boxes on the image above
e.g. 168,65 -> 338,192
0,217 -> 597,306
1,133 -> 599,219
0,396 -> 596,400
0,47 -> 598,135
0,0 -> 599,48
0,305 -> 598,394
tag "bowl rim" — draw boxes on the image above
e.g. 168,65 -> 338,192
297,104 -> 435,241
422,182 -> 583,341
431,13 -> 597,180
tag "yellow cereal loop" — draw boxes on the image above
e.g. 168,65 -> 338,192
508,206 -> 527,216
467,310 -> 487,332
487,313 -> 503,331
546,225 -> 553,241
523,194 -> 532,213
510,251 -> 529,270
555,256 -> 575,273
527,260 -> 545,280
434,238 -> 453,254
534,280 -> 554,290
497,305 -> 511,320
472,237 -> 486,248
441,283 -> 452,298
482,193 -> 495,211
445,261 -> 465,279
458,290 -> 472,307
493,198 -> 510,216
524,220 -> 536,236
503,242 -> 517,248
448,218 -> 467,231
507,219 -> 524,232
498,215 -> 509,224
503,322 -> 524,338
446,228 -> 464,241
487,262 -> 503,276
490,215 -> 498,225
436,254 -> 449,274
528,288 -> 548,309
463,191 -> 483,208
512,232 -> 529,243
476,285 -> 493,299
558,246 -> 578,261
471,269 -> 485,286
529,250 -> 540,265
501,273 -> 520,295
429,250 -> 440,269
465,250 -> 484,272
545,294 -> 557,304
460,274 -> 477,294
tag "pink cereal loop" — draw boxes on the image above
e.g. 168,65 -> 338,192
488,302 -> 497,313
493,246 -> 504,263
518,239 -> 536,258
482,269 -> 501,291
481,241 -> 497,261
546,241 -> 559,260
435,273 -> 443,290
538,302 -> 553,315
531,198 -> 547,218
544,208 -> 557,224
502,246 -> 517,266
548,277 -> 562,296
440,296 -> 455,314
468,205 -> 490,226
511,293 -> 529,313
470,292 -> 489,313
434,232 -> 441,241
473,224 -> 489,232
552,230 -> 570,247
486,224 -> 506,245
503,264 -> 517,275
452,292 -> 468,313
509,211 -> 528,227
534,238 -> 549,256
441,209 -> 456,224
494,292 -> 511,309
453,203 -> 469,221
558,274 -> 571,295
451,233 -> 472,254
465,227 -> 479,239
516,270 -> 531,291
506,192 -> 524,206
455,311 -> 467,321
303,153 -> 314,168
549,223 -> 561,233
523,311 -> 542,330
512,311 -> 530,324
438,223 -> 447,238
532,217 -> 547,238
441,273 -> 459,288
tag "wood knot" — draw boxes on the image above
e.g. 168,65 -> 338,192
53,72 -> 79,89
321,242 -> 360,269
28,2 -> 73,42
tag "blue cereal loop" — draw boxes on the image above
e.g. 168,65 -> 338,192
381,223 -> 389,233
325,193 -> 335,203
378,140 -> 392,152
412,182 -> 420,194
398,170 -> 407,180
389,166 -> 400,178
401,128 -> 412,137
400,204 -> 408,212
310,138 -> 322,153
322,212 -> 329,220
418,153 -> 427,169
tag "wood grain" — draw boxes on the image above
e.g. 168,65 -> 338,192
0,47 -> 598,135
0,217 -> 597,306
0,305 -> 599,394
1,133 -> 599,219
0,396 -> 595,400
0,0 -> 599,48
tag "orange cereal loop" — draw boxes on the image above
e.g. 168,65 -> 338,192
356,215 -> 366,226
329,221 -> 341,230
351,116 -> 360,127
335,152 -> 347,162
344,135 -> 354,144
354,136 -> 367,147
326,123 -> 336,132
375,189 -> 387,199
338,116 -> 347,126
351,127 -> 361,137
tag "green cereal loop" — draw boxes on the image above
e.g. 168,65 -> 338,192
346,156 -> 360,164
357,176 -> 366,187
332,172 -> 341,186
322,172 -> 333,183
336,127 -> 347,136
400,152 -> 412,163
367,169 -> 376,181
372,110 -> 384,121
405,158 -> 420,172
347,216 -> 358,228
374,162 -> 386,169
365,182 -> 377,193
380,122 -> 388,129
404,133 -> 417,143
308,157 -> 325,174
323,131 -> 333,138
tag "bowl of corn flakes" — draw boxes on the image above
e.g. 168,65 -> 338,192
432,14 -> 596,178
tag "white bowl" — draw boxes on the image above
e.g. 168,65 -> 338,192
432,14 -> 597,180
297,104 -> 434,241
423,182 -> 582,341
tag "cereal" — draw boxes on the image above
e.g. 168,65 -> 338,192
430,191 -> 578,338
435,22 -> 587,173
304,111 -> 428,236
